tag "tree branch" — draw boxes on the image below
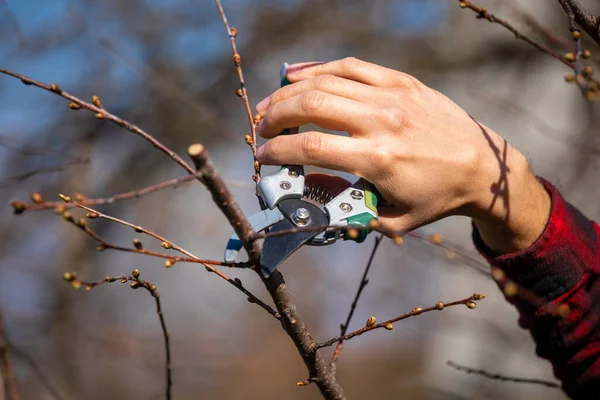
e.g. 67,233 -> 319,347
315,294 -> 486,351
187,143 -> 345,399
558,0 -> 600,46
10,173 -> 201,214
57,197 -> 278,319
214,0 -> 261,182
64,271 -> 172,400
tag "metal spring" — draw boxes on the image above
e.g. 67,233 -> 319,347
303,184 -> 334,204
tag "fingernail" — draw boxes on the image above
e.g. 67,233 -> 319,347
256,145 -> 265,162
256,96 -> 270,113
286,61 -> 324,77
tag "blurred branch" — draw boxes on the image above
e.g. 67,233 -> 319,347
1,164 -> 88,188
332,235 -> 383,365
0,137 -> 87,160
214,0 -> 261,182
11,347 -> 65,400
457,0 -> 572,67
0,309 -> 19,400
64,270 -> 172,400
447,360 -> 561,388
505,0 -> 570,49
557,0 -> 600,46
315,294 -> 486,351
0,0 -> 24,47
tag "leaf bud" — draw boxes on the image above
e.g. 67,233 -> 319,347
10,200 -> 26,214
31,193 -> 44,204
58,194 -> 72,203
63,272 -> 76,282
430,233 -> 443,244
92,95 -> 103,108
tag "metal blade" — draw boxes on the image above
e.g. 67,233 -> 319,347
260,198 -> 328,277
224,208 -> 284,263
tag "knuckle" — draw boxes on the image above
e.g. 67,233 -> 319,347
301,132 -> 327,162
394,73 -> 422,92
313,74 -> 337,91
340,57 -> 363,72
371,140 -> 395,173
301,90 -> 326,114
381,107 -> 407,128
269,87 -> 288,105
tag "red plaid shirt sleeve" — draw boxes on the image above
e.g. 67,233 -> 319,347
472,179 -> 600,399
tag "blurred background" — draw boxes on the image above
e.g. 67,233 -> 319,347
1,0 -> 599,398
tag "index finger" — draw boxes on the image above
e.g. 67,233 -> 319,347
285,57 -> 418,89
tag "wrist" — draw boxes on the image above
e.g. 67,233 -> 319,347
466,141 -> 551,254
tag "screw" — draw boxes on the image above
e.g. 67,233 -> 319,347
293,207 -> 310,226
280,181 -> 291,190
288,169 -> 299,178
350,190 -> 363,200
340,203 -> 353,213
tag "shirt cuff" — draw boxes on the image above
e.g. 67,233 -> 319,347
472,178 -> 596,301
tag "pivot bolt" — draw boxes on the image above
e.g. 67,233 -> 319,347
340,203 -> 353,213
293,207 -> 311,226
288,169 -> 299,178
280,181 -> 291,190
350,190 -> 363,200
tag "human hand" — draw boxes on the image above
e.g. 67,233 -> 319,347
255,58 -> 550,253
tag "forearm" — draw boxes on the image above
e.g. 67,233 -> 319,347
469,140 -> 551,255
473,178 -> 600,398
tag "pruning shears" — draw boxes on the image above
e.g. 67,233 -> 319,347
224,63 -> 382,277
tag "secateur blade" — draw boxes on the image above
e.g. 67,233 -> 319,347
260,198 -> 328,278
224,207 -> 284,263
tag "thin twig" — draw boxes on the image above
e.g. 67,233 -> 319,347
214,0 -> 260,182
0,68 -> 198,176
57,197 -> 278,318
332,235 -> 383,363
11,173 -> 201,213
315,294 -> 486,350
447,360 -> 560,388
505,0 -> 570,49
62,213 -> 241,268
65,271 -> 172,400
